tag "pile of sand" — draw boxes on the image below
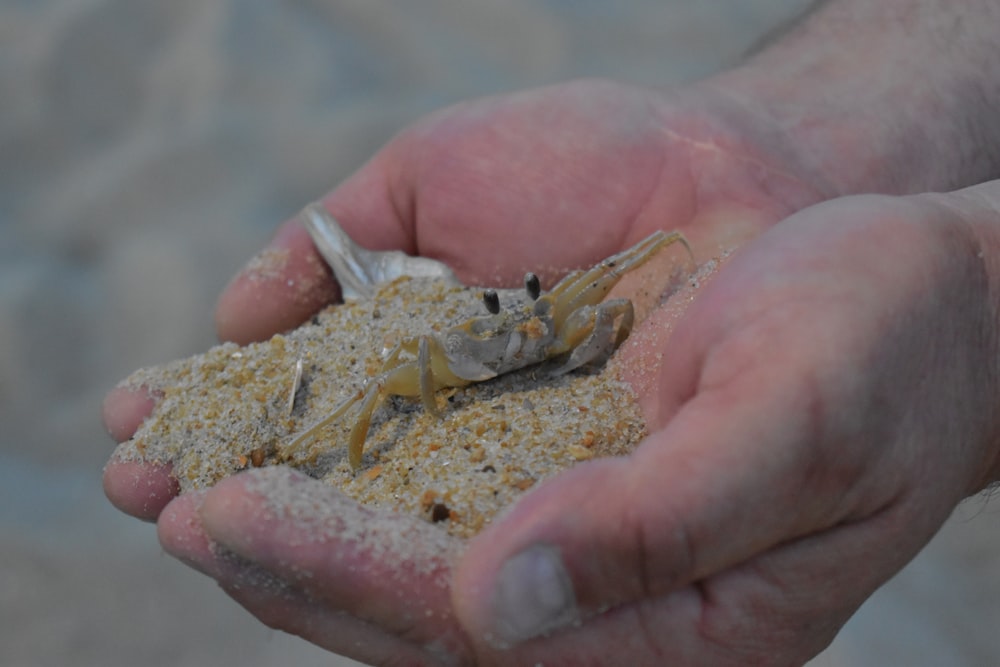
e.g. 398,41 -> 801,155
116,274 -> 656,538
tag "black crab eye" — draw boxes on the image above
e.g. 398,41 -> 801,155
524,272 -> 541,300
482,289 -> 501,314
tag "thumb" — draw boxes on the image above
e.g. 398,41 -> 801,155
450,374 -> 883,648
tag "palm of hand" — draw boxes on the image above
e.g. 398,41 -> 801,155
452,194 -> 997,665
369,80 -> 812,285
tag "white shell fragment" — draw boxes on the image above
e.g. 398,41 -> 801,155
299,203 -> 460,301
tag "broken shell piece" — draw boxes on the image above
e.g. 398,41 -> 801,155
299,203 -> 460,301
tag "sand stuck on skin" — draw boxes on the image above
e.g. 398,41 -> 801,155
115,253 -> 710,539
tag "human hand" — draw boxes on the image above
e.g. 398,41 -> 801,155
102,0 -> 1000,657
104,81 -> 1000,666
149,185 -> 1000,666
101,79 -> 840,665
103,78 -> 831,520
449,187 -> 1000,664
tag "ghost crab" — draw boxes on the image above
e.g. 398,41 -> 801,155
281,204 -> 692,469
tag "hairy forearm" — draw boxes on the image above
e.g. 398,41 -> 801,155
706,0 -> 1000,196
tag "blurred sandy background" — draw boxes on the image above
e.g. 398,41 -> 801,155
4,1 -> 1000,665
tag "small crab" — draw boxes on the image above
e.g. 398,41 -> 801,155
282,205 -> 692,469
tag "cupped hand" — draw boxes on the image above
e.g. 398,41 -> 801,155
150,187 -> 1000,667
104,78 -> 827,520
450,188 -> 1000,664
101,79 -> 977,665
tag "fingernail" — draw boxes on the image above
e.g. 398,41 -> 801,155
490,545 -> 578,644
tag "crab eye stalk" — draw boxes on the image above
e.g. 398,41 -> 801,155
482,289 -> 501,314
524,272 -> 541,300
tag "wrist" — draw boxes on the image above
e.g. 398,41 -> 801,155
704,0 -> 1000,197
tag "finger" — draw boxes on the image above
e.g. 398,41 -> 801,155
158,491 -> 445,665
195,467 -> 469,657
102,384 -> 179,521
214,218 -> 339,345
102,384 -> 159,442
214,161 -> 410,345
103,458 -> 178,521
222,578 -> 441,666
479,499 -> 911,666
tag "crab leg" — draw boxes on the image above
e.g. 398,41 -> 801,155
282,387 -> 364,459
280,339 -> 418,463
346,379 -> 387,469
546,269 -> 586,299
417,336 -> 442,418
550,298 -> 635,375
344,343 -> 455,468
288,334 -> 469,469
552,230 -> 691,327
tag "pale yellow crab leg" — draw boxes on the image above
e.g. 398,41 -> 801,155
550,233 -> 666,303
552,231 -> 691,328
418,336 -> 440,418
287,334 -> 469,469
545,269 -> 586,299
550,298 -> 635,375
282,387 -> 364,459
290,357 -> 419,469
346,340 -> 465,469
346,379 -> 387,469
281,339 -> 415,462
